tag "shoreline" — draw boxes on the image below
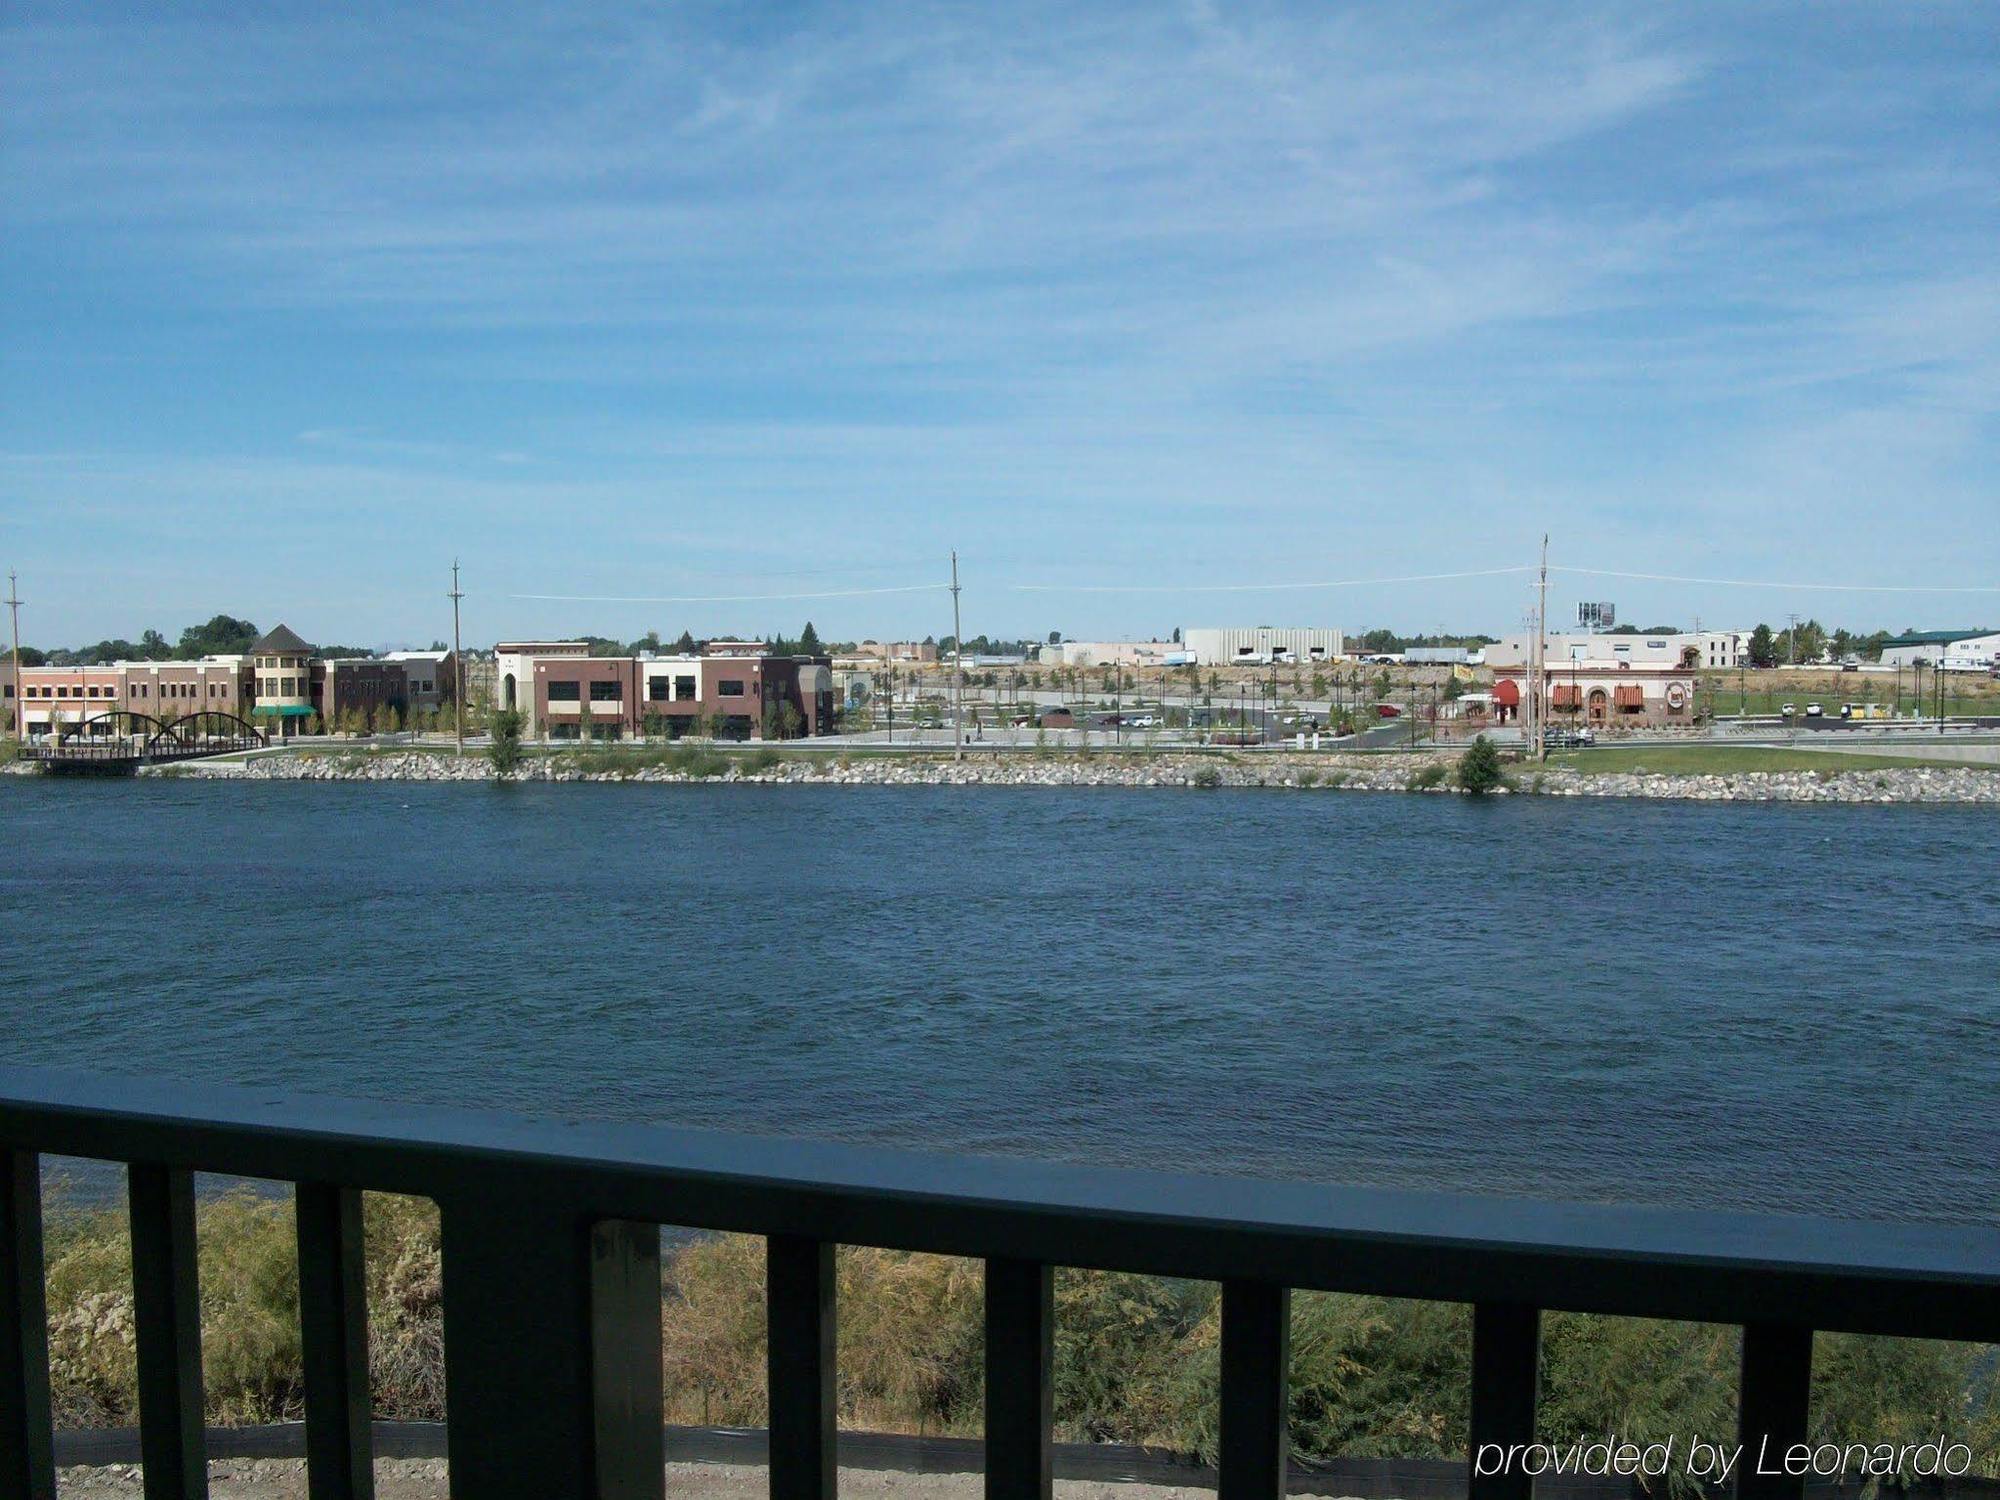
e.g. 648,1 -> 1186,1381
10,747 -> 1995,803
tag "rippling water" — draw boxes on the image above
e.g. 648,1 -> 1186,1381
2,778 -> 1994,1224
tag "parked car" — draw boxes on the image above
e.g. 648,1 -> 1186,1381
1804,702 -> 1824,717
1780,702 -> 1797,717
1542,727 -> 1596,748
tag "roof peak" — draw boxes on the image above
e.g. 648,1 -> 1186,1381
250,623 -> 314,654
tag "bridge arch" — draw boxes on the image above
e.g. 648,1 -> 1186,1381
146,712 -> 268,756
57,710 -> 170,746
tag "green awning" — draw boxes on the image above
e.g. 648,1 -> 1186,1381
251,704 -> 318,717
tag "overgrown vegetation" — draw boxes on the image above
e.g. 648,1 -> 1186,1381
36,1200 -> 1998,1482
486,709 -> 523,776
1455,736 -> 1506,795
1406,762 -> 1448,791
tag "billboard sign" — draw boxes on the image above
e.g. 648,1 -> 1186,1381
1578,601 -> 1616,630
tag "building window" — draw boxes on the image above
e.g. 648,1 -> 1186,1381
589,680 -> 621,702
717,680 -> 745,697
648,675 -> 670,701
675,675 -> 696,701
548,680 -> 581,702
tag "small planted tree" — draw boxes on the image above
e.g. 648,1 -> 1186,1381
489,709 -> 524,776
1456,735 -> 1505,795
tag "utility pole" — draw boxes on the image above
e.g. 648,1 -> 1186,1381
1787,612 -> 1800,669
1532,534 -> 1549,761
949,551 -> 965,761
448,559 -> 466,755
5,571 -> 20,744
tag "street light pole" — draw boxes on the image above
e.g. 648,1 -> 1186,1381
950,551 -> 964,762
5,571 -> 20,744
449,559 -> 466,755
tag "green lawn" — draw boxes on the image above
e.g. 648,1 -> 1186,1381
1551,745 -> 1996,775
1704,686 -> 1996,719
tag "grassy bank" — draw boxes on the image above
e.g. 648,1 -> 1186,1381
38,1190 -> 1999,1480
1552,746 -> 1996,775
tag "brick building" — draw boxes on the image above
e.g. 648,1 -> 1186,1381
530,645 -> 836,742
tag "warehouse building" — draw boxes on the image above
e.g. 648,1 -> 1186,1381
1181,627 -> 1344,666
1876,630 -> 2000,671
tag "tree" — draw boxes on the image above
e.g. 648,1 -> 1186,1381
798,621 -> 822,655
488,709 -> 524,774
1456,735 -> 1505,795
1748,624 -> 1777,669
673,630 -> 697,654
138,629 -> 171,660
1047,630 -> 1062,645
177,615 -> 258,658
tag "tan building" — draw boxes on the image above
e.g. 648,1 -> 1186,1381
1490,647 -> 1699,730
848,640 -> 939,664
248,624 -> 318,738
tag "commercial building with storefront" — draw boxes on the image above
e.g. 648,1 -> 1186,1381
12,657 -> 253,738
1484,631 -> 1700,729
529,645 -> 836,742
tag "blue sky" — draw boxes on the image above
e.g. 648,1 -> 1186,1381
3,2 -> 1996,649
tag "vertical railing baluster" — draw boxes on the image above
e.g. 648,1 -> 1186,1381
1218,1281 -> 1289,1500
440,1201 -> 663,1500
1737,1323 -> 1813,1500
3,1147 -> 56,1500
767,1234 -> 836,1500
129,1163 -> 207,1500
1468,1303 -> 1541,1500
295,1184 -> 373,1500
592,1220 -> 665,1500
984,1258 -> 1053,1500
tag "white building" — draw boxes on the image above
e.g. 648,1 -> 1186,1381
1051,640 -> 1179,668
1877,631 -> 2000,671
1181,627 -> 1344,666
1486,631 -> 1739,670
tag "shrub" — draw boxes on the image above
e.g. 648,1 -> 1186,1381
1190,765 -> 1222,789
29,1200 -> 2000,1476
487,709 -> 524,776
1406,763 -> 1447,791
1455,736 -> 1505,795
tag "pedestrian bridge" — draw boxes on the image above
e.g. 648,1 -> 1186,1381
19,710 -> 267,774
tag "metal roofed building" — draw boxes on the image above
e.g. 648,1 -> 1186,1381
1877,630 -> 2000,671
1181,627 -> 1344,666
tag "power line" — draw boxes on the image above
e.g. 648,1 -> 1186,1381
1008,568 -> 1536,596
509,583 -> 946,604
1550,566 -> 2000,594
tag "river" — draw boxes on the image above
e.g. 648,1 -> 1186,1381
2,778 -> 1994,1224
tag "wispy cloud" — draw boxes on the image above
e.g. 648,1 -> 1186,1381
2,2 -> 1996,642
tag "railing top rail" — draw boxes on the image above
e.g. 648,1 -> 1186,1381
4,1066 -> 1996,1340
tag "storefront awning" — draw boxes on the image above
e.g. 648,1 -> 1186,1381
250,704 -> 317,717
